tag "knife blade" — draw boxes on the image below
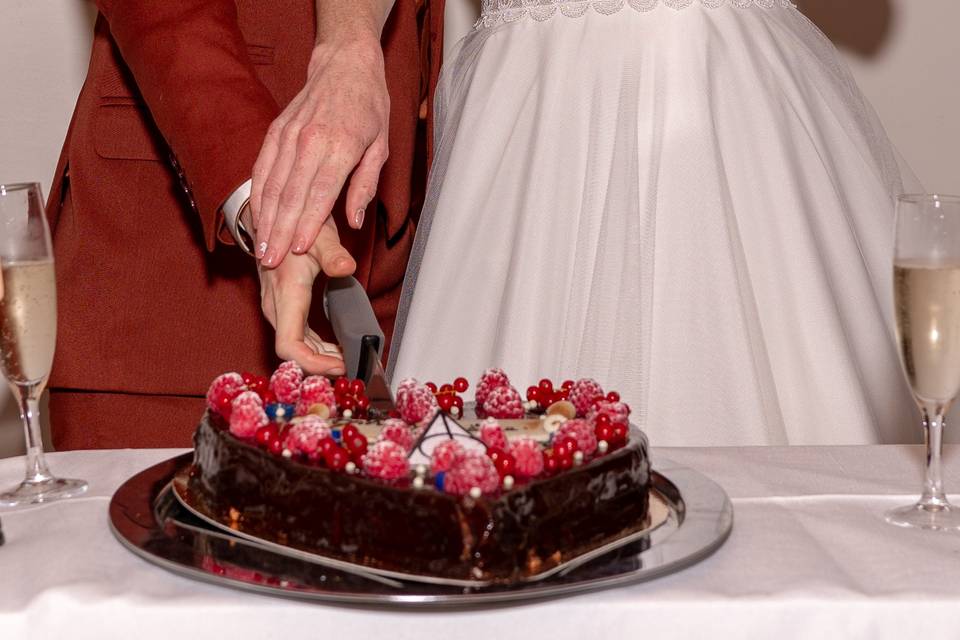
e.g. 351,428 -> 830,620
323,276 -> 395,412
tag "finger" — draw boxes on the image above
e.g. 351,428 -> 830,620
311,217 -> 357,278
306,328 -> 343,359
282,135 -> 365,260
274,280 -> 346,376
344,135 -> 389,230
249,119 -> 283,232
257,120 -> 303,263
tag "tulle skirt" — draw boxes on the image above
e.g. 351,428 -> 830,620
389,1 -> 920,445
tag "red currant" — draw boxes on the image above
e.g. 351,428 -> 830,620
356,395 -> 371,411
556,388 -> 570,401
216,395 -> 233,419
554,435 -> 579,458
268,437 -> 284,456
425,381 -> 438,393
388,409 -> 401,419
334,377 -> 350,395
325,446 -> 349,471
251,376 -> 269,393
349,379 -> 365,396
538,379 -> 554,394
340,397 -> 356,412
452,396 -> 464,411
241,371 -> 257,386
561,379 -> 575,390
255,424 -> 277,447
611,424 -> 628,446
595,423 -> 614,443
318,437 -> 337,457
494,453 -> 516,477
595,413 -> 611,428
342,423 -> 360,441
437,394 -> 454,413
440,383 -> 454,394
345,433 -> 368,455
453,377 -> 469,393
543,451 -> 559,475
606,391 -> 621,402
526,386 -> 540,402
260,389 -> 278,405
558,454 -> 574,471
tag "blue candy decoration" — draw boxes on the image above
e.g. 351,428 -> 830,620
434,471 -> 446,490
332,429 -> 342,441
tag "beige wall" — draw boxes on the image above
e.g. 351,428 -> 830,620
1,1 -> 958,454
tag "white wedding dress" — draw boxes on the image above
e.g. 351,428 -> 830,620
388,0 -> 921,446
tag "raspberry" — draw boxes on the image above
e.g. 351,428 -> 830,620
378,418 -> 416,452
588,400 -> 630,427
569,378 -> 605,417
430,439 -> 466,474
510,438 -> 545,477
443,451 -> 500,496
283,417 -> 332,457
361,441 -> 410,480
228,391 -> 268,439
558,418 -> 597,455
475,368 -> 510,409
396,381 -> 439,425
483,385 -> 524,419
396,377 -> 420,396
479,419 -> 508,450
206,372 -> 247,415
277,360 -> 302,376
270,367 -> 302,404
295,375 -> 337,417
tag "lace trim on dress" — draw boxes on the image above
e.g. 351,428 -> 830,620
477,0 -> 797,28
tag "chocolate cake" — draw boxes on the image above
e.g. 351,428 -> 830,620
184,366 -> 652,584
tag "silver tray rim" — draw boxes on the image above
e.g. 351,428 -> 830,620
109,453 -> 733,607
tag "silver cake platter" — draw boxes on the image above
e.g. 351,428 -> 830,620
109,453 -> 733,607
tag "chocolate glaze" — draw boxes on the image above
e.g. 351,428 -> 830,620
187,413 -> 651,583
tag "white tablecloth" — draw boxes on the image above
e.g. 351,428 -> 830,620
2,446 -> 959,639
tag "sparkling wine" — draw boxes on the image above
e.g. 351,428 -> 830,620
894,262 -> 960,405
0,259 -> 56,386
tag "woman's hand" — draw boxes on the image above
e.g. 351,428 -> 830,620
258,216 -> 356,375
250,33 -> 390,268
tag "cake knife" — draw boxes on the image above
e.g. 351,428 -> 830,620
322,276 -> 395,412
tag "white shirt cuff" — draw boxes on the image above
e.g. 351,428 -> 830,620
222,179 -> 254,254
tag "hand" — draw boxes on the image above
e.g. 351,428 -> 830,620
258,216 -> 357,375
251,33 -> 390,268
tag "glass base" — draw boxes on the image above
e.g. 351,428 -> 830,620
0,477 -> 88,507
885,500 -> 960,531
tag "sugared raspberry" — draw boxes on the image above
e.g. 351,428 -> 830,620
479,419 -> 508,450
569,378 -> 605,417
483,385 -> 524,419
295,375 -> 337,416
396,377 -> 420,396
378,418 -> 416,452
510,438 -> 545,478
475,368 -> 510,409
229,391 -> 268,439
396,381 -> 439,425
588,400 -> 630,427
361,441 -> 410,480
443,451 -> 500,496
270,367 -> 302,404
206,372 -> 247,415
558,418 -> 597,455
283,417 -> 332,457
277,360 -> 302,375
430,439 -> 465,474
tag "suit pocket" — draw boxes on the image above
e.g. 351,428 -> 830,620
94,101 -> 166,162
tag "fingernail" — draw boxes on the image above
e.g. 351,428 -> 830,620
337,257 -> 352,270
354,208 -> 365,228
256,241 -> 268,259
293,235 -> 307,253
330,366 -> 346,376
262,248 -> 277,267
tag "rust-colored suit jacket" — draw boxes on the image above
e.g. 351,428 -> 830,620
46,0 -> 445,449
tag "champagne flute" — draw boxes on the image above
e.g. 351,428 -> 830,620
0,182 -> 86,506
889,194 -> 960,530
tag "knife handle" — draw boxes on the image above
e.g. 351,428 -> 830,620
323,276 -> 385,380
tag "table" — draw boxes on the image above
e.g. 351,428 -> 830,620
2,446 -> 959,639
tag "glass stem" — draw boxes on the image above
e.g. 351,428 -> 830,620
15,383 -> 51,484
919,403 -> 949,510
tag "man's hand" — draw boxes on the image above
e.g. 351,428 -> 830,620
258,216 -> 356,375
251,31 -> 390,268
